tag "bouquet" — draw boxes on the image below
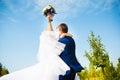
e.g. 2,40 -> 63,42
42,5 -> 56,21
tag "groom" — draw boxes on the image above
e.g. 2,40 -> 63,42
56,23 -> 84,80
47,13 -> 84,80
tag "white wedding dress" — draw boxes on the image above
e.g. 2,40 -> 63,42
0,31 -> 70,80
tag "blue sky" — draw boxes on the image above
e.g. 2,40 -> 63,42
0,0 -> 120,72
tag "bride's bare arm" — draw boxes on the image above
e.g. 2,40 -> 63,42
47,14 -> 53,31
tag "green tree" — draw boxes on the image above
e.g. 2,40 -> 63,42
85,32 -> 115,80
78,67 -> 88,80
0,63 -> 2,76
78,32 -> 119,80
85,32 -> 107,70
116,58 -> 120,80
1,67 -> 9,76
0,63 -> 9,77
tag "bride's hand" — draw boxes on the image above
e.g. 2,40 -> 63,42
47,14 -> 54,22
47,13 -> 54,31
60,33 -> 73,38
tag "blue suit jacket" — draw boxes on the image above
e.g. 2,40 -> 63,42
58,36 -> 84,73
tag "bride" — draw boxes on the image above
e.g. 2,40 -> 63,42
0,14 -> 71,80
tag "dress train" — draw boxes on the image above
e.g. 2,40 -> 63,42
0,31 -> 70,80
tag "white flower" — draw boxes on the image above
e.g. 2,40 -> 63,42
42,5 -> 56,17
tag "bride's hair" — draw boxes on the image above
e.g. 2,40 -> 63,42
57,23 -> 68,33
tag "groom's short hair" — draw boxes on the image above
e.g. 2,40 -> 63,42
57,23 -> 68,33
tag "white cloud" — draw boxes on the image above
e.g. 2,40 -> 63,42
2,0 -> 34,14
35,0 -> 119,18
7,17 -> 18,23
1,0 -> 119,20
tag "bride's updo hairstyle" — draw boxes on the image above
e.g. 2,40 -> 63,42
57,23 -> 68,33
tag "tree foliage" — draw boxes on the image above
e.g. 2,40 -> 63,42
0,63 -> 9,77
78,32 -> 120,80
